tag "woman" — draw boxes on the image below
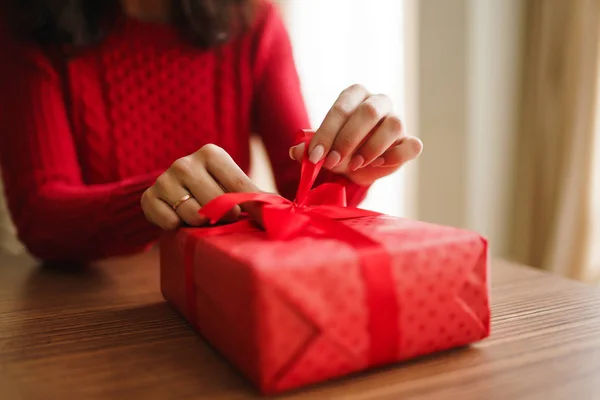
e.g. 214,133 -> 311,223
0,0 -> 422,262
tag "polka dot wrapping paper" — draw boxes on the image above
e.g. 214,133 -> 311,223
160,131 -> 490,394
159,214 -> 490,395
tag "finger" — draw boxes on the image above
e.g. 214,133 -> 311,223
309,84 -> 370,166
357,114 -> 403,167
204,147 -> 263,221
371,136 -> 423,168
204,148 -> 259,193
154,172 -> 207,226
141,187 -> 182,231
180,167 -> 243,223
331,94 -> 393,171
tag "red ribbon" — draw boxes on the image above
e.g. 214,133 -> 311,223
185,130 -> 400,367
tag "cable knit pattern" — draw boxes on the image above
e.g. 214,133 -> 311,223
0,1 -> 369,262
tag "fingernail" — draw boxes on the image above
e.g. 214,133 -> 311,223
349,155 -> 365,171
323,150 -> 341,170
289,143 -> 305,161
309,144 -> 325,164
371,157 -> 385,167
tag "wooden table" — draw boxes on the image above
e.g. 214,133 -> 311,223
1,251 -> 600,400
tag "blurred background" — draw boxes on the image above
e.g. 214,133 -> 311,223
1,0 -> 599,283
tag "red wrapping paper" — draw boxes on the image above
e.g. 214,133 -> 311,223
160,131 -> 491,395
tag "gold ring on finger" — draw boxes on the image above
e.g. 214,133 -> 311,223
172,194 -> 193,211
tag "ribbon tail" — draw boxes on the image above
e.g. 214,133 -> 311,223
306,205 -> 381,220
187,219 -> 259,238
294,129 -> 326,204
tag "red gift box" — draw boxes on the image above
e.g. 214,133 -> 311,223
160,131 -> 491,395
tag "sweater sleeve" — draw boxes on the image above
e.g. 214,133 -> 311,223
0,41 -> 161,263
249,2 -> 370,206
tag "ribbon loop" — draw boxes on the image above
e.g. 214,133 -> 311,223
199,192 -> 290,224
301,183 -> 346,208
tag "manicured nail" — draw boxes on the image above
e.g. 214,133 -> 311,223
349,155 -> 365,171
309,144 -> 325,164
371,157 -> 385,167
289,143 -> 305,161
323,150 -> 341,170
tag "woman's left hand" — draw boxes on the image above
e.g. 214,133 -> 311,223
289,84 -> 423,186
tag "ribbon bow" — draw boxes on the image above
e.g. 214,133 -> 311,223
196,129 -> 400,367
199,129 -> 379,239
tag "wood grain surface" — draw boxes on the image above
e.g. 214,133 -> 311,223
1,250 -> 600,400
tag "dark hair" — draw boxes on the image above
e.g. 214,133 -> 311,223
4,0 -> 256,50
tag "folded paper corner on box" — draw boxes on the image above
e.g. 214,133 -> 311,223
257,269 -> 368,390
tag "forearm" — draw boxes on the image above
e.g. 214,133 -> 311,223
7,172 -> 161,262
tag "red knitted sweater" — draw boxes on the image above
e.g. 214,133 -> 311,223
0,2 -> 368,262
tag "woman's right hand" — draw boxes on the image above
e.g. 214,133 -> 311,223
141,144 -> 260,230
